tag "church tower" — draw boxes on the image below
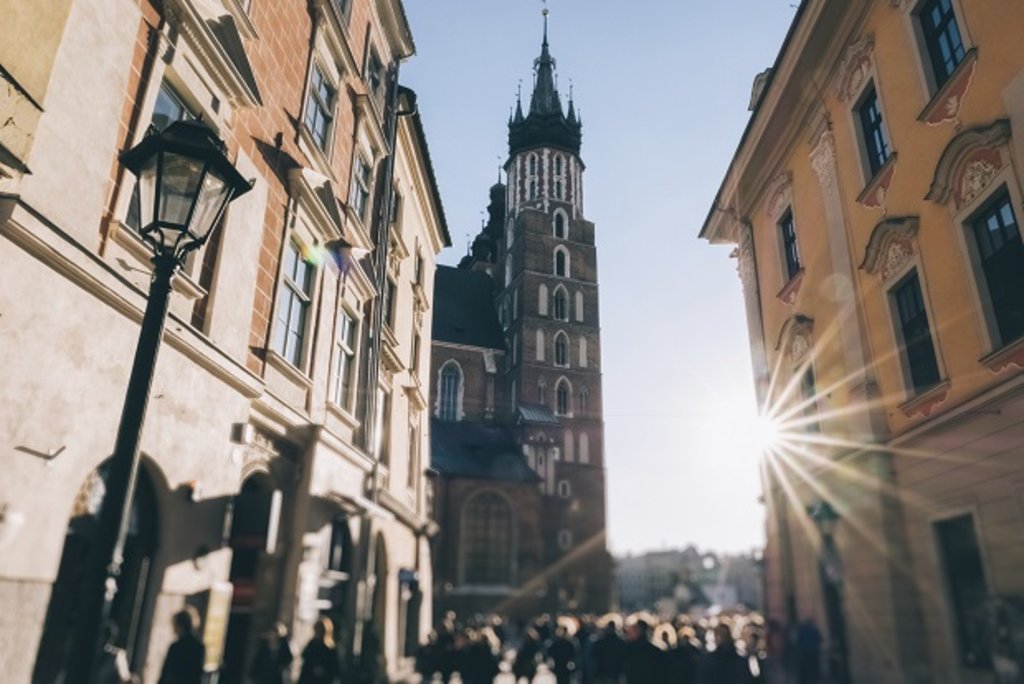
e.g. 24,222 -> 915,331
498,12 -> 611,613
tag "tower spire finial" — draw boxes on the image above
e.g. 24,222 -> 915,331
542,2 -> 549,47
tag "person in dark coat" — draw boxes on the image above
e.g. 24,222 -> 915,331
623,619 -> 669,684
159,607 -> 205,684
593,621 -> 626,684
669,627 -> 702,684
547,626 -> 578,684
298,617 -> 341,684
250,622 -> 294,684
700,623 -> 751,684
513,627 -> 542,683
460,630 -> 499,684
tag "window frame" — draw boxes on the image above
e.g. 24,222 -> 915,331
553,210 -> 568,240
932,511 -> 992,669
778,208 -> 802,282
554,332 -> 570,368
272,239 -> 316,369
553,286 -> 569,321
304,61 -> 337,154
437,361 -> 463,422
856,82 -> 893,178
554,246 -> 570,278
460,491 -> 516,587
889,269 -> 942,395
331,308 -> 360,411
967,188 -> 1024,348
915,0 -> 968,91
555,378 -> 572,416
349,154 -> 373,225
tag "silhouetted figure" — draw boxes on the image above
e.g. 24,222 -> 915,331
669,627 -> 702,684
159,607 -> 205,684
514,627 -> 542,683
699,623 -> 751,684
548,626 -> 578,684
298,617 -> 341,684
623,619 -> 668,683
415,631 -> 439,682
460,630 -> 499,684
593,622 -> 626,684
94,623 -> 132,684
250,622 -> 294,684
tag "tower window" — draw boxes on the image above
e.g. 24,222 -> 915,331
779,209 -> 801,281
558,480 -> 571,498
892,270 -> 940,393
917,0 -> 966,89
554,213 -> 567,239
556,379 -> 571,416
970,190 -> 1024,346
439,361 -> 462,421
554,333 -> 569,367
553,288 -> 568,321
554,247 -> 570,278
858,83 -> 892,176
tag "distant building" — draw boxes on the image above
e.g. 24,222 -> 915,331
701,1 -> 1024,682
616,547 -> 763,614
427,17 -> 612,620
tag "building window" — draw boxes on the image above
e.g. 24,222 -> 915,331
527,154 -> 538,200
407,421 -> 420,489
554,333 -> 569,367
935,514 -> 990,668
350,156 -> 372,223
575,291 -> 584,322
383,277 -> 397,330
579,386 -> 589,415
366,48 -> 386,106
858,83 -> 892,176
390,188 -> 403,226
554,247 -> 569,278
413,252 -> 424,286
558,480 -> 571,498
917,0 -> 966,89
332,311 -> 357,408
553,288 -> 568,321
893,271 -> 940,393
779,209 -> 801,281
556,379 -> 571,416
438,362 -> 462,421
557,529 -> 573,551
410,332 -> 421,373
379,390 -> 391,467
305,63 -> 335,151
538,377 -> 547,404
553,156 -> 565,200
970,190 -> 1024,345
273,241 -> 314,367
799,365 -> 820,433
462,492 -> 513,585
554,212 -> 566,239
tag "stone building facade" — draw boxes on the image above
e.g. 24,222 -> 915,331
701,1 -> 1024,682
428,19 -> 612,621
0,0 -> 448,681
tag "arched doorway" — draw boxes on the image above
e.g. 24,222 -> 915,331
221,473 -> 281,684
33,460 -> 159,682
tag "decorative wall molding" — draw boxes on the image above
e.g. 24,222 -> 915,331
926,119 -> 1011,206
856,153 -> 897,210
834,35 -> 875,103
860,216 -> 920,282
919,49 -> 978,127
775,314 -> 815,365
810,130 -> 838,191
765,171 -> 793,220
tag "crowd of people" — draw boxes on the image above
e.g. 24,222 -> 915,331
414,610 -> 814,684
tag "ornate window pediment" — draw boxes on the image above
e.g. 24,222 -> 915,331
860,216 -> 920,283
288,167 -> 346,242
926,120 -> 1011,210
764,171 -> 793,221
775,314 -> 815,366
834,35 -> 875,104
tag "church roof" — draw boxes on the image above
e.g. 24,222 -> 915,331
508,13 -> 582,158
517,403 -> 559,425
430,419 -> 541,483
432,265 -> 506,350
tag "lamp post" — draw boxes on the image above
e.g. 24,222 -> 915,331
807,500 -> 851,684
68,119 -> 252,681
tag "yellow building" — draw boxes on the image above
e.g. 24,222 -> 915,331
701,1 -> 1024,682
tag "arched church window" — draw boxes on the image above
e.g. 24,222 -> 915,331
554,247 -> 569,278
439,362 -> 462,421
554,333 -> 569,367
554,212 -> 566,239
556,379 -> 572,416
580,385 -> 589,415
553,288 -> 568,321
462,492 -> 514,585
554,155 -> 565,199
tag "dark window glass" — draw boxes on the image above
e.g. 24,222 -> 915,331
366,49 -> 385,105
380,391 -> 391,466
555,249 -> 567,277
555,334 -> 568,367
800,365 -> 820,433
305,64 -> 335,151
858,84 -> 892,176
350,157 -> 372,222
463,493 -> 513,585
273,241 -> 314,367
971,190 -> 1024,345
894,271 -> 941,392
554,289 -> 567,321
556,381 -> 570,415
935,515 -> 990,668
780,210 -> 801,281
333,312 -> 356,408
919,0 -> 966,88
383,277 -> 397,329
439,364 -> 460,421
555,213 -> 566,239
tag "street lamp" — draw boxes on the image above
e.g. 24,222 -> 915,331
807,500 -> 850,684
69,119 -> 252,681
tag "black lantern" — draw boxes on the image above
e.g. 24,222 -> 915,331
120,119 -> 252,261
808,500 -> 840,537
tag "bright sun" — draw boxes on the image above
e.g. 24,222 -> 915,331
697,393 -> 784,467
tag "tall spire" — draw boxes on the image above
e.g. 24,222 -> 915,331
530,8 -> 561,116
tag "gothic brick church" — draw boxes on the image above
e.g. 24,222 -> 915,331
428,17 -> 612,620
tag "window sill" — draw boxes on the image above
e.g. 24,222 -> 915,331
979,335 -> 1024,374
265,348 -> 314,388
327,400 -> 360,429
109,220 -> 207,301
898,379 -> 951,419
297,124 -> 335,180
856,152 -> 898,210
776,268 -> 805,306
918,48 -> 978,126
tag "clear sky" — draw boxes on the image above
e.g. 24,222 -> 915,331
402,1 -> 798,555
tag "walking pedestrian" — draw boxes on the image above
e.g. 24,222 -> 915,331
158,607 -> 205,684
592,619 -> 625,684
513,627 -> 542,683
699,622 -> 751,684
548,625 -> 578,684
250,622 -> 294,684
623,618 -> 668,683
298,617 -> 341,684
